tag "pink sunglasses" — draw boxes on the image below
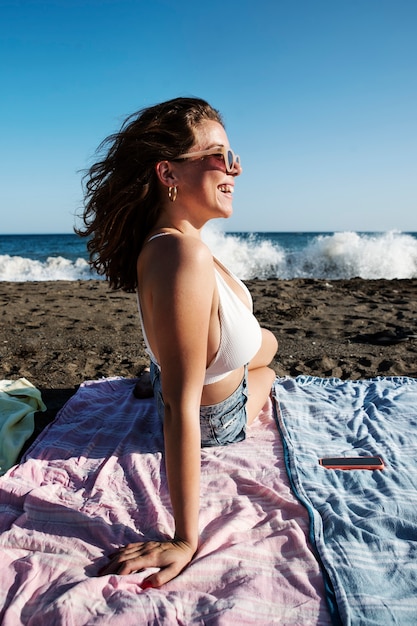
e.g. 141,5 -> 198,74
174,146 -> 241,173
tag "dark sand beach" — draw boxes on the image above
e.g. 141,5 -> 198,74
1,279 -> 417,431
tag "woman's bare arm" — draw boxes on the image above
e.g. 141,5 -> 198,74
99,236 -> 215,587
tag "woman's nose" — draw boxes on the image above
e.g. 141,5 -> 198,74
232,160 -> 242,176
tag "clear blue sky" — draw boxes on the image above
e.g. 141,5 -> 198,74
1,0 -> 416,234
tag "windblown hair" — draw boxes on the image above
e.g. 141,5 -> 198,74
76,97 -> 223,291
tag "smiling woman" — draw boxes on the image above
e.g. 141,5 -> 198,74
76,97 -> 278,588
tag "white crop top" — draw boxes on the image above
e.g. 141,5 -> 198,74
137,237 -> 262,385
203,266 -> 262,383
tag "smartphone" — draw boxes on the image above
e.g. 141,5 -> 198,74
319,456 -> 384,470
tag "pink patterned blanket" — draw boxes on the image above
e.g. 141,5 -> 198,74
0,377 -> 330,625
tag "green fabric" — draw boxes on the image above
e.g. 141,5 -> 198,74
0,378 -> 46,475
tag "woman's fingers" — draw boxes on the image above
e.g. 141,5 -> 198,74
98,539 -> 195,585
98,543 -> 159,575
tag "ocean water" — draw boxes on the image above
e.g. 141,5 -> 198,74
1,229 -> 417,281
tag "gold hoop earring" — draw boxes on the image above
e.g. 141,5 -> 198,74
168,186 -> 178,202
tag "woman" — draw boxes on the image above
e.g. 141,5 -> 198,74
77,97 -> 278,588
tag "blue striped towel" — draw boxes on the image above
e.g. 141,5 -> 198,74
273,376 -> 417,626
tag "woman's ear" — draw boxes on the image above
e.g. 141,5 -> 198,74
155,161 -> 178,187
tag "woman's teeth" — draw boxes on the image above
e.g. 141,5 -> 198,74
218,185 -> 233,194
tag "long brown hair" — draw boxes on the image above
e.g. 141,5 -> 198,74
76,97 -> 223,291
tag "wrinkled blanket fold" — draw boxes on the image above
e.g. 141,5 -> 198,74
0,377 -> 330,625
273,375 -> 417,626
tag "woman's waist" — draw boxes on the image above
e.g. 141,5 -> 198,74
201,366 -> 245,406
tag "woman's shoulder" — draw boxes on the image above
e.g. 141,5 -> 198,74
147,232 -> 212,264
138,232 -> 214,285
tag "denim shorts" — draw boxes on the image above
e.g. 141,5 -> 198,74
149,361 -> 248,448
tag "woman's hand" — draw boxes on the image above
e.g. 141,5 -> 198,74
98,536 -> 196,588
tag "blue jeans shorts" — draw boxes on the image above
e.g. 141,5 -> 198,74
149,361 -> 248,447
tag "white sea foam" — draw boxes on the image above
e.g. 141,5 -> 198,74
203,227 -> 286,279
291,231 -> 417,280
0,255 -> 95,281
1,230 -> 417,281
204,228 -> 417,280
